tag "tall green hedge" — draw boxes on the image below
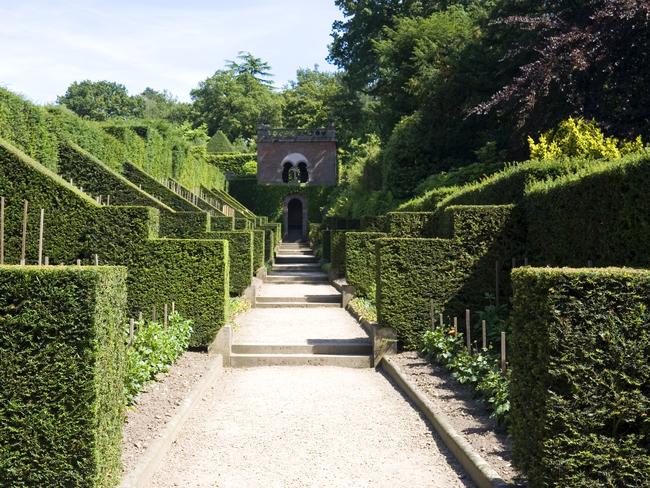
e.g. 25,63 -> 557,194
361,215 -> 388,232
0,87 -> 225,190
510,267 -> 650,488
0,139 -> 229,347
345,232 -> 386,297
211,231 -> 253,295
253,229 -> 265,271
330,230 -> 348,274
387,212 -> 436,237
0,266 -> 127,486
211,216 -> 235,231
377,205 -> 524,347
206,152 -> 256,175
525,152 -> 650,267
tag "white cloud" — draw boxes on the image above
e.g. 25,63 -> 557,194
0,0 -> 342,103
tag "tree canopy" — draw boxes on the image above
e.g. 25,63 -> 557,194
56,80 -> 143,121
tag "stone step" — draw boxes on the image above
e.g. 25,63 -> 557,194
272,263 -> 321,271
230,353 -> 372,368
278,245 -> 312,250
231,342 -> 371,355
267,270 -> 328,277
264,275 -> 328,284
256,295 -> 340,304
277,250 -> 314,256
254,302 -> 341,308
275,256 -> 319,264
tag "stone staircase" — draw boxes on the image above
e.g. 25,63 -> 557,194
229,242 -> 372,368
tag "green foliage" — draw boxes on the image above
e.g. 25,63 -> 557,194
529,117 -> 645,161
524,150 -> 650,266
348,296 -> 378,323
137,87 -> 191,124
226,51 -> 274,86
57,80 -> 143,121
330,230 -> 347,274
0,266 -> 127,486
387,212 -> 436,237
227,296 -> 251,321
125,312 -> 192,403
345,232 -> 386,297
282,68 -> 341,128
421,328 -> 510,423
253,229 -> 265,271
210,231 -> 253,296
191,69 -> 282,140
206,153 -> 257,176
510,267 -> 650,488
207,130 -> 235,153
360,215 -> 388,232
0,139 -> 230,348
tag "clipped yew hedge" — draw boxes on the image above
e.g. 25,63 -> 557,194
330,230 -> 348,274
345,232 -> 386,297
0,265 -> 127,486
253,229 -> 265,271
510,267 -> 650,488
211,231 -> 253,295
0,139 -> 229,347
387,212 -> 436,237
361,215 -> 388,232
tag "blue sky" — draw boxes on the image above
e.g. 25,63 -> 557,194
0,0 -> 343,104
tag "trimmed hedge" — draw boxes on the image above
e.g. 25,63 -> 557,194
206,152 -> 256,175
377,205 -> 524,347
387,212 -> 436,237
345,232 -> 386,297
211,216 -> 235,231
258,223 -> 281,262
0,265 -> 127,486
253,229 -> 265,271
0,139 -> 229,347
330,230 -> 348,274
228,176 -> 331,222
524,151 -> 650,267
361,215 -> 388,232
211,231 -> 253,295
322,230 -> 331,261
510,267 -> 650,488
235,218 -> 253,230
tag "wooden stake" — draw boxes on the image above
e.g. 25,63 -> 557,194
0,196 -> 5,265
44,256 -> 49,266
76,259 -> 81,266
20,200 -> 28,265
482,320 -> 487,350
129,318 -> 135,347
164,303 -> 168,327
439,312 -> 443,328
106,195 -> 110,206
38,209 -> 44,266
430,299 -> 435,330
94,254 -> 99,266
152,304 -> 157,322
465,309 -> 471,352
501,332 -> 507,372
171,302 -> 176,314
138,311 -> 143,321
453,317 -> 458,336
495,260 -> 500,307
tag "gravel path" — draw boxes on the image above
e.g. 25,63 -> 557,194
150,366 -> 474,488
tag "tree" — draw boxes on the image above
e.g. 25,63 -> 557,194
473,0 -> 650,139
137,87 -> 191,124
282,68 -> 341,128
226,51 -> 274,86
190,69 -> 282,140
207,130 -> 235,153
56,80 -> 143,120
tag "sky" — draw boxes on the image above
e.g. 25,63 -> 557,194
0,0 -> 343,104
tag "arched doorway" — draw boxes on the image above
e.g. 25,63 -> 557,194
283,195 -> 308,242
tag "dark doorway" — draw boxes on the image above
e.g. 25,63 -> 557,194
287,198 -> 304,242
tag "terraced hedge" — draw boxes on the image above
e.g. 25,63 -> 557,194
387,212 -> 436,237
253,229 -> 265,271
0,87 -> 225,190
360,215 -> 388,232
377,205 -> 524,347
330,230 -> 348,274
0,265 -> 127,486
510,268 -> 650,488
345,232 -> 386,297
0,139 -> 229,347
211,231 -> 253,295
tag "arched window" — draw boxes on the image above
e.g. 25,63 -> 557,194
297,162 -> 309,183
282,162 -> 293,183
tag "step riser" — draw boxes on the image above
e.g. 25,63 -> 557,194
264,278 -> 329,284
275,257 -> 319,264
254,302 -> 341,308
277,251 -> 314,256
232,344 -> 372,355
230,354 -> 372,368
256,296 -> 341,303
272,264 -> 321,270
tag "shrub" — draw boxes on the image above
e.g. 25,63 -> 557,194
125,312 -> 193,403
253,229 -> 265,271
345,232 -> 386,297
207,130 -> 235,153
330,230 -> 347,274
0,265 -> 127,486
387,212 -> 436,237
528,117 -> 644,161
510,267 -> 650,488
206,152 -> 257,176
209,231 -> 253,296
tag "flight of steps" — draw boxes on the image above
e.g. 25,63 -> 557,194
229,242 -> 372,368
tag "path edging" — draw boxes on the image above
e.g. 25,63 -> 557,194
380,356 -> 509,488
119,353 -> 225,488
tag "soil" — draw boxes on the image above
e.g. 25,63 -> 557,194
121,351 -> 213,474
391,351 -> 527,487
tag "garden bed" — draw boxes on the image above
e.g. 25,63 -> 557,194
391,351 -> 527,487
121,351 -> 213,474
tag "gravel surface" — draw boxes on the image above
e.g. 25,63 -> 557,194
391,352 -> 527,486
121,351 -> 213,474
150,366 -> 476,488
233,307 -> 368,343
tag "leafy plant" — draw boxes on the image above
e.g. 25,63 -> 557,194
421,327 -> 510,424
228,296 -> 251,321
124,312 -> 193,404
349,296 -> 378,323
